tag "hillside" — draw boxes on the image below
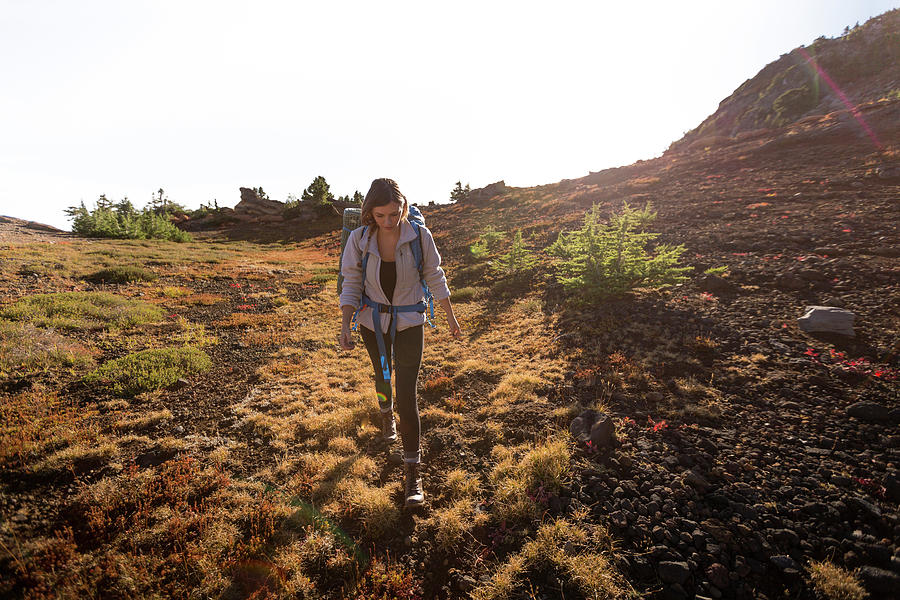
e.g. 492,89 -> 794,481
671,9 -> 900,152
2,12 -> 900,600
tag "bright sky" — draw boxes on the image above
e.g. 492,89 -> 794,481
1,0 -> 897,231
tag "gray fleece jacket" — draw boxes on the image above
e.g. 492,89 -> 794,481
339,219 -> 451,334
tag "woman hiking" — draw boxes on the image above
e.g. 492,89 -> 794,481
339,178 -> 461,508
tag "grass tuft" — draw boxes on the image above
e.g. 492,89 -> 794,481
807,560 -> 868,600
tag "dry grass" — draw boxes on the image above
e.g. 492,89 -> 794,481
473,518 -> 629,600
488,439 -> 570,523
0,388 -> 101,471
113,408 -> 173,432
0,321 -> 96,379
807,560 -> 868,600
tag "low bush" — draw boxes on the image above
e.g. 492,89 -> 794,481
0,292 -> 164,330
83,265 -> 158,284
84,346 -> 211,397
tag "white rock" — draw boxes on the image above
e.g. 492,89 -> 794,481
797,306 -> 855,336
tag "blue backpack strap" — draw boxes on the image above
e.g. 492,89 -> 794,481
408,222 -> 436,328
350,226 -> 369,332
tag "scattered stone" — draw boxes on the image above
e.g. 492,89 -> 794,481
591,417 -> 617,448
698,274 -> 737,294
797,306 -> 855,336
167,377 -> 190,391
658,561 -> 691,585
769,555 -> 800,574
706,563 -> 729,589
856,566 -> 900,596
847,401 -> 891,423
684,470 -> 712,493
884,472 -> 900,502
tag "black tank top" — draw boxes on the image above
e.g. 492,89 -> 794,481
380,260 -> 396,303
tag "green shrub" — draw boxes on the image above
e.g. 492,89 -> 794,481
65,195 -> 192,242
83,265 -> 158,284
492,229 -> 537,277
84,346 -> 211,397
772,86 -> 816,125
0,292 -> 164,330
0,321 -> 95,379
703,265 -> 729,276
549,202 -> 691,299
469,226 -> 506,261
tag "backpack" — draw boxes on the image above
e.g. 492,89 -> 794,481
337,207 -> 361,297
337,206 -> 434,324
338,205 -> 436,384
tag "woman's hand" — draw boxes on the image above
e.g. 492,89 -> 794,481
438,297 -> 462,339
339,324 -> 355,350
446,314 -> 462,339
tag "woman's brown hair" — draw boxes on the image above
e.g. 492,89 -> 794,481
360,178 -> 409,229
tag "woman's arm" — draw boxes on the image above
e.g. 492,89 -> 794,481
339,304 -> 357,350
339,229 -> 363,350
437,296 -> 461,338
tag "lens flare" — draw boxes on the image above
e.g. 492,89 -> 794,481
797,47 -> 883,150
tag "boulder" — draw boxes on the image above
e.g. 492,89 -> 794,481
590,418 -> 617,448
846,401 -> 891,423
797,306 -> 855,336
570,409 -> 616,447
857,566 -> 900,596
658,561 -> 691,585
697,274 -> 737,294
234,187 -> 286,217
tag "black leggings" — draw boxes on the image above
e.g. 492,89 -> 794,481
360,323 -> 424,457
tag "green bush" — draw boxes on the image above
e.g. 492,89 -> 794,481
549,202 -> 691,298
84,346 -> 211,397
65,195 -> 192,242
469,226 -> 505,261
83,265 -> 158,284
0,292 -> 164,330
492,230 -> 537,277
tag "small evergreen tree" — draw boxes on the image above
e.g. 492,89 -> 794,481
65,195 -> 192,242
549,202 -> 690,298
493,229 -> 537,276
450,181 -> 471,202
469,226 -> 506,260
301,176 -> 334,206
352,190 -> 364,205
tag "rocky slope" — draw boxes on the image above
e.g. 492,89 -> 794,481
670,9 -> 900,153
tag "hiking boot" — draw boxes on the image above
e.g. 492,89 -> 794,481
404,462 -> 424,508
381,411 -> 397,442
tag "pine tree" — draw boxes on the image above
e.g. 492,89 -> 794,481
549,202 -> 691,298
493,229 -> 537,276
301,176 -> 334,206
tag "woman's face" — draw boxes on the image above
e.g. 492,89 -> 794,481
373,201 -> 403,231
